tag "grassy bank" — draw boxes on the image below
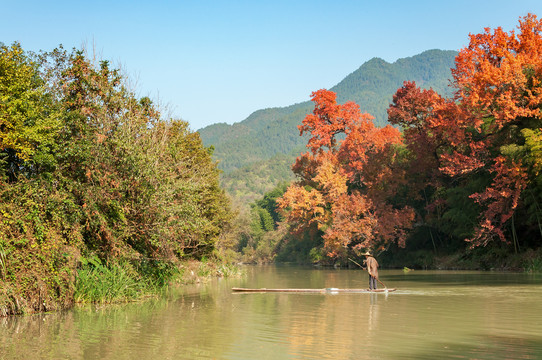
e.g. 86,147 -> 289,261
0,258 -> 242,316
74,258 -> 243,304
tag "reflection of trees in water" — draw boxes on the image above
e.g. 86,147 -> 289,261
1,311 -> 79,359
0,288 -> 239,359
1,269 -> 541,359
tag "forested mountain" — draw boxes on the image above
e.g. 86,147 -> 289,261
332,49 -> 456,123
199,49 -> 458,202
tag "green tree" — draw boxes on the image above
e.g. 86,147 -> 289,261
0,43 -> 234,315
0,43 -> 61,181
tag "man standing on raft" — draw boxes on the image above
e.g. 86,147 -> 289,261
363,251 -> 379,290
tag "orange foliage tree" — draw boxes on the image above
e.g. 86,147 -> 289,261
280,14 -> 542,258
387,81 -> 470,238
388,14 -> 542,247
388,81 -> 448,189
443,14 -> 542,246
278,89 -> 415,258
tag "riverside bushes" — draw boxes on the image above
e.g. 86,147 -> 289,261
0,43 -> 233,315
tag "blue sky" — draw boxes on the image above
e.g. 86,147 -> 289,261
3,1 -> 542,130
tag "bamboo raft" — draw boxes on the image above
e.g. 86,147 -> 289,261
232,287 -> 396,293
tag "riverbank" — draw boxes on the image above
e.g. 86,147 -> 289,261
243,245 -> 542,273
379,246 -> 542,272
0,259 -> 243,317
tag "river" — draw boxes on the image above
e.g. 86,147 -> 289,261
1,265 -> 541,359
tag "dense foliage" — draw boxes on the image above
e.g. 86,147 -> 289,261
277,89 -> 415,258
221,152 -> 298,204
272,14 -> 542,265
0,43 -> 232,315
385,14 -> 542,253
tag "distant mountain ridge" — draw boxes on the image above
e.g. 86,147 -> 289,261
331,49 -> 456,122
198,49 -> 458,202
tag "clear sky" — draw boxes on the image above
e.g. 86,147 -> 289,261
3,1 -> 542,130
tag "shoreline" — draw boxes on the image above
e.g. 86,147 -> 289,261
0,260 -> 243,318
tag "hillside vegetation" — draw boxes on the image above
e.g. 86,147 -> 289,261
235,15 -> 542,270
199,50 -> 457,202
0,43 -> 233,315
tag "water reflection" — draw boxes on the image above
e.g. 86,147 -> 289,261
0,267 -> 541,359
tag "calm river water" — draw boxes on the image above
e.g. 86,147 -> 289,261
1,265 -> 541,359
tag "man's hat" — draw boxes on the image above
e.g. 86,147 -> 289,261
362,251 -> 372,256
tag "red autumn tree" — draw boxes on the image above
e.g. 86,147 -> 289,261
388,79 -> 493,249
388,14 -> 542,247
443,14 -> 542,246
298,89 -> 365,154
388,81 -> 446,188
278,89 -> 415,258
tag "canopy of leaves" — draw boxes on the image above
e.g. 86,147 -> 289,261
278,89 -> 415,258
387,14 -> 542,249
275,14 -> 542,264
0,44 -> 232,314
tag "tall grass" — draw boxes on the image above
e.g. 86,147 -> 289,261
74,257 -> 163,304
195,257 -> 246,279
74,256 -> 244,304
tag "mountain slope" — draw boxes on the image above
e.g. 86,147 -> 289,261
332,49 -> 456,122
199,49 -> 458,202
